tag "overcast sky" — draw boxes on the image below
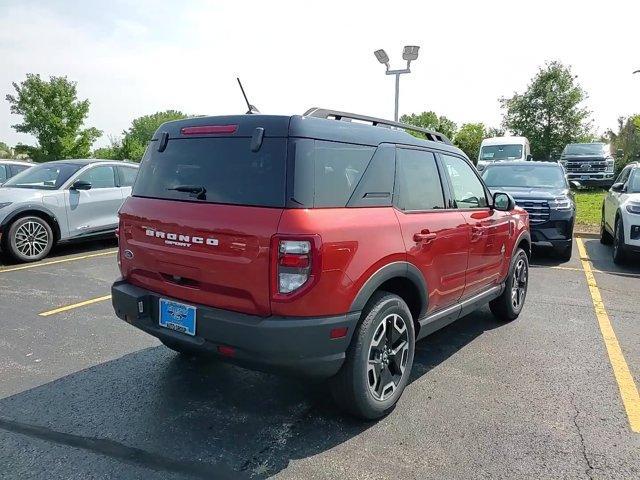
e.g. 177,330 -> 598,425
1,0 -> 639,148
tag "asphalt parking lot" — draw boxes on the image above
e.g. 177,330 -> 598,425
0,238 -> 639,479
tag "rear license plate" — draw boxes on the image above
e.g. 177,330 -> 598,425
159,299 -> 196,336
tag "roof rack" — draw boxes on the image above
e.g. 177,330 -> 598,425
303,108 -> 452,145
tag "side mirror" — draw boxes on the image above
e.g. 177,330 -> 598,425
616,148 -> 624,158
569,180 -> 581,189
71,180 -> 92,191
611,182 -> 625,193
493,192 -> 515,211
526,154 -> 533,161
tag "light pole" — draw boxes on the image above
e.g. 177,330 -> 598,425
374,46 -> 420,121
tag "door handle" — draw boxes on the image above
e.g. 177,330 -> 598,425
413,230 -> 437,243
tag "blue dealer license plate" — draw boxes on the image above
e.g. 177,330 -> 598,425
159,299 -> 196,336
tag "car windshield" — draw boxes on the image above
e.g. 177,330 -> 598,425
562,143 -> 608,156
482,164 -> 566,189
480,144 -> 523,161
2,163 -> 81,190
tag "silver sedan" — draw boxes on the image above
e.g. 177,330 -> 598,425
0,159 -> 138,262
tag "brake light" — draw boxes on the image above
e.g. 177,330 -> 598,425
180,124 -> 238,135
271,236 -> 321,300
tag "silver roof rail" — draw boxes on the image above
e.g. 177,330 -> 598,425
303,108 -> 452,145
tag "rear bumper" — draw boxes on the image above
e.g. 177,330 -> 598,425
111,279 -> 359,378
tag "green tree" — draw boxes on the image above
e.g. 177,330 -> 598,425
6,74 -> 102,161
454,123 -> 486,163
0,141 -> 12,158
92,137 -> 122,159
119,110 -> 188,161
400,111 -> 457,140
605,115 -> 640,173
500,61 -> 592,160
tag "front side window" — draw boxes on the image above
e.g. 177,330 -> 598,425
614,167 -> 631,186
396,149 -> 444,211
0,165 -> 7,182
77,166 -> 117,189
441,154 -> 488,209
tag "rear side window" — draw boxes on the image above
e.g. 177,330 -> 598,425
118,166 -> 138,187
396,149 -> 445,210
133,137 -> 287,207
292,139 -> 375,207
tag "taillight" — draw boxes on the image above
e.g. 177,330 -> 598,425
271,236 -> 321,300
180,125 -> 238,135
278,240 -> 311,294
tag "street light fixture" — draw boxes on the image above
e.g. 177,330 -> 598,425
374,45 -> 420,121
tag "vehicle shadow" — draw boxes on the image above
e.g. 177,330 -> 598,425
0,237 -> 117,266
581,238 -> 640,277
0,308 -> 501,479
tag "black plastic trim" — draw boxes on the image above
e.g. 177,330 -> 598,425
349,261 -> 428,319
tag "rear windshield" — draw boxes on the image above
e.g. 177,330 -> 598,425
133,137 -> 287,207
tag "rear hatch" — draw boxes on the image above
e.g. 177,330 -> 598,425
118,116 -> 290,316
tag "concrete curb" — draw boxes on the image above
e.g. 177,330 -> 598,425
574,231 -> 600,239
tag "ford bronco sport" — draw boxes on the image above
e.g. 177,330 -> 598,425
111,109 -> 531,419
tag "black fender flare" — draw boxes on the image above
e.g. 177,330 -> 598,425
349,261 -> 428,319
0,204 -> 61,240
514,230 -> 531,259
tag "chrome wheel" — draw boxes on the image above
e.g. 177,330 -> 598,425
511,257 -> 528,310
14,220 -> 50,259
367,313 -> 410,401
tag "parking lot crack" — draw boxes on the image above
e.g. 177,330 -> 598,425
569,397 -> 596,480
0,416 -> 247,480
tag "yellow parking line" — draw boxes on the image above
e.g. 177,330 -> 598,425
576,238 -> 640,433
0,250 -> 117,274
38,295 -> 112,317
550,265 -> 640,279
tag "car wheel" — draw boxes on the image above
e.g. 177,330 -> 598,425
490,248 -> 529,322
613,216 -> 626,265
330,292 -> 415,420
600,212 -> 613,245
556,243 -> 573,262
6,216 -> 54,263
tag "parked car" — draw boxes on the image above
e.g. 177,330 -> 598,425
476,136 -> 532,172
482,160 -> 575,261
558,142 -> 617,187
0,160 -> 33,184
0,159 -> 139,262
111,109 -> 531,419
600,161 -> 640,263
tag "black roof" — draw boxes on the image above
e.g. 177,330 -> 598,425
152,113 -> 467,158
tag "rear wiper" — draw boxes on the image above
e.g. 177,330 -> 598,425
168,185 -> 206,200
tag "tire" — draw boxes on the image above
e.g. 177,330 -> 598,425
613,216 -> 626,265
330,292 -> 415,420
600,211 -> 613,245
160,338 -> 207,358
490,248 -> 529,322
556,243 -> 573,262
5,216 -> 54,263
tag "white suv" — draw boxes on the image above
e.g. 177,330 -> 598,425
601,162 -> 640,263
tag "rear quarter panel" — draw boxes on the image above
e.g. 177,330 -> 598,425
274,207 -> 405,317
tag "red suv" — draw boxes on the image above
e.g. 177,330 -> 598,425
112,109 -> 531,419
